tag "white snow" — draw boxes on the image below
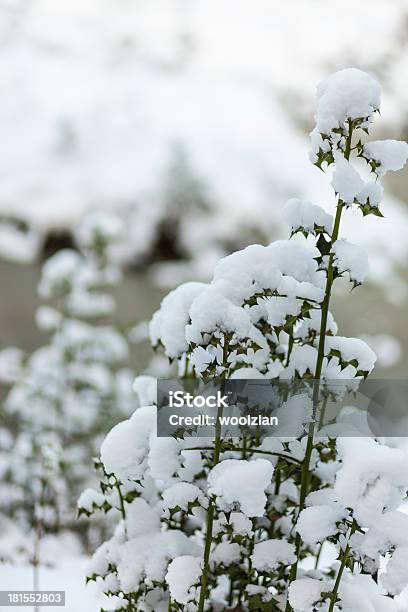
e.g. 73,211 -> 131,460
296,505 -> 346,545
335,439 -> 408,525
207,459 -> 273,517
288,577 -> 325,612
189,346 -> 216,375
125,498 -> 161,539
162,482 -> 205,512
185,287 -> 256,345
325,335 -> 377,373
331,157 -> 364,204
364,140 -> 408,177
211,542 -> 241,566
165,555 -> 202,605
100,406 -> 156,481
381,546 -> 408,596
132,375 -> 157,406
356,181 -> 384,207
294,308 -> 338,340
0,558 -> 104,612
251,539 -> 296,571
283,198 -> 333,234
315,67 -> 381,134
77,488 -> 105,513
332,238 -> 370,284
339,574 -> 398,612
116,531 -> 197,594
280,344 -> 318,379
149,282 -> 208,358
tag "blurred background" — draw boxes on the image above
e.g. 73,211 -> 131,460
1,0 -> 408,377
0,0 -> 407,369
1,1 -> 408,608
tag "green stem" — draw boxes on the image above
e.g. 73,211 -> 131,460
285,321 -> 295,367
328,543 -> 351,612
285,121 -> 354,611
198,334 -> 230,612
115,479 -> 128,539
314,541 -> 324,570
184,446 -> 301,464
115,481 -> 126,520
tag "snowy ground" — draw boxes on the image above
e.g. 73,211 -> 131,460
2,543 -> 408,611
0,559 -> 103,611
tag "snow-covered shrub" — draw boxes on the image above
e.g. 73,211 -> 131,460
83,69 -> 408,611
0,212 -> 137,564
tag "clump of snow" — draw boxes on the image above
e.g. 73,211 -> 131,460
339,574 -> 398,612
335,438 -> 408,525
212,240 -> 325,304
332,238 -> 369,284
149,282 -> 208,358
356,181 -> 383,207
283,198 -> 333,235
251,539 -> 296,571
208,459 -> 273,517
165,555 -> 202,605
288,577 -> 325,612
133,375 -> 157,406
117,531 -> 197,593
211,542 -> 241,567
331,157 -> 364,204
364,140 -> 408,177
212,244 -> 281,304
213,511 -> 254,537
361,515 -> 408,597
294,308 -> 338,340
315,67 -> 381,134
325,335 -> 376,373
147,436 -> 181,483
162,482 -> 205,512
296,504 -> 346,545
380,546 -> 408,597
126,498 -> 161,539
189,346 -> 216,375
77,488 -> 106,513
272,394 -> 314,437
186,288 -> 257,345
280,344 -> 318,378
100,406 -> 156,481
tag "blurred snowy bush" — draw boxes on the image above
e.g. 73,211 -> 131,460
0,211 -> 137,567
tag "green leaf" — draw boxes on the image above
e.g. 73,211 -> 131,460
316,233 -> 331,256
